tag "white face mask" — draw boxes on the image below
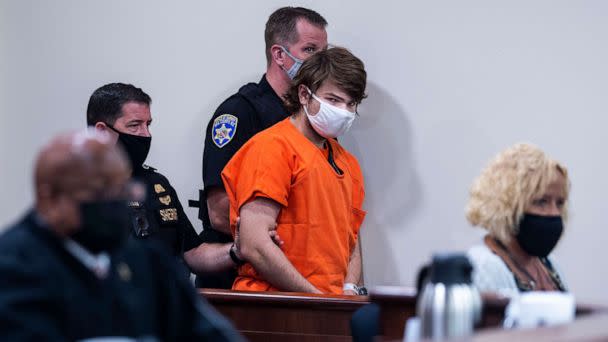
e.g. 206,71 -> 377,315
303,88 -> 356,138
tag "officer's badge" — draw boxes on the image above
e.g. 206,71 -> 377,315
159,195 -> 172,206
154,184 -> 166,194
212,114 -> 238,148
159,208 -> 178,222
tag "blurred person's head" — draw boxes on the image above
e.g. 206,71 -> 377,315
87,83 -> 152,170
466,143 -> 570,257
265,7 -> 328,81
284,47 -> 367,139
35,129 -> 132,252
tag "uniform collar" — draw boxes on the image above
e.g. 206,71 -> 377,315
131,164 -> 146,177
260,74 -> 284,105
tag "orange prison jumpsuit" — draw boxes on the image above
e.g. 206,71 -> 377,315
221,118 -> 366,294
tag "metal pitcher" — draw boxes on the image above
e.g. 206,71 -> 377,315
417,253 -> 481,340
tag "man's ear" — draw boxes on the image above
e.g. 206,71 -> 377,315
270,44 -> 286,67
94,122 -> 108,132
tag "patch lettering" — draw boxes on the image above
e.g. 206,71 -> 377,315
159,208 -> 178,222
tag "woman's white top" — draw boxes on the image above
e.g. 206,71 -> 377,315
466,243 -> 566,297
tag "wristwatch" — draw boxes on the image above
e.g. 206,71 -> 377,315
229,243 -> 245,266
343,282 -> 368,295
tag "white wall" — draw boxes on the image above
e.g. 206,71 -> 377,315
1,0 -> 607,303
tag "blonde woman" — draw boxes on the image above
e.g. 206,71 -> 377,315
466,143 -> 569,295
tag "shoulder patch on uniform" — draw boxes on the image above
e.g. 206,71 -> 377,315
212,114 -> 238,148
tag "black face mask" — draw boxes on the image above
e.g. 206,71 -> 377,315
72,199 -> 130,253
108,125 -> 151,170
516,214 -> 564,257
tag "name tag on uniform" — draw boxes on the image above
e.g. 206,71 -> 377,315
159,208 -> 178,222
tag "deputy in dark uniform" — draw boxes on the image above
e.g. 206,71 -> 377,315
130,165 -> 200,259
197,76 -> 290,288
87,83 -> 207,276
0,130 -> 241,341
193,7 -> 329,288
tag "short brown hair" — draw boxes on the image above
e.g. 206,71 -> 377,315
264,7 -> 327,65
283,47 -> 367,114
87,83 -> 151,126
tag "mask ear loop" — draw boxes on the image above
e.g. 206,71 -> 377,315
280,46 -> 304,79
307,88 -> 324,105
303,87 -> 315,116
281,46 -> 304,64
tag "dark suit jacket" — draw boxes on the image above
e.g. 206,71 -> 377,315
0,211 -> 242,341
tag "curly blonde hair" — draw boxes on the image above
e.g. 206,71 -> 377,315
466,143 -> 570,244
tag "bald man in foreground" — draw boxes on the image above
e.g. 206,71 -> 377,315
0,130 -> 242,341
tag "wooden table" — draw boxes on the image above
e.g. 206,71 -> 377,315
201,288 -> 369,342
201,287 -> 608,341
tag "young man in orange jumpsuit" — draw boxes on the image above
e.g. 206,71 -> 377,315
222,47 -> 367,295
